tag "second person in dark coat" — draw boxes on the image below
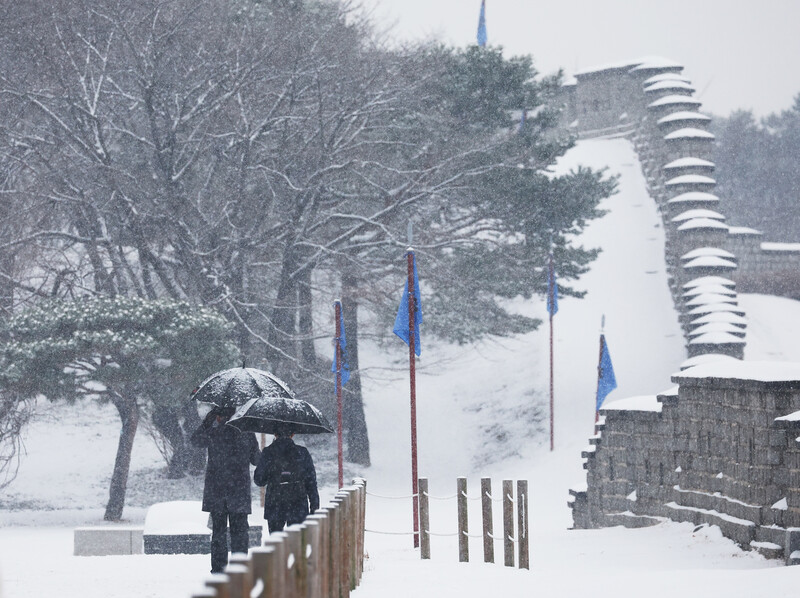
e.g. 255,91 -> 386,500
253,427 -> 319,533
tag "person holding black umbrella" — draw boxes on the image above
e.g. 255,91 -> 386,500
253,424 -> 320,533
190,406 -> 260,573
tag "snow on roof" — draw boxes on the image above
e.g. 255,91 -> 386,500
665,174 -> 716,186
645,81 -> 696,93
659,385 -> 680,397
663,157 -> 715,169
562,76 -> 578,87
775,411 -> 800,423
683,275 -> 735,288
728,226 -> 762,235
574,58 -> 647,76
679,353 -> 741,370
681,247 -> 735,260
648,95 -> 702,108
688,322 -> 746,337
690,311 -> 747,326
689,332 -> 747,345
644,73 -> 691,85
675,361 -> 800,384
761,242 -> 800,252
664,128 -> 715,141
688,302 -> 745,316
601,394 -> 663,413
677,218 -> 730,232
672,209 -> 725,222
683,256 -> 737,269
668,191 -> 720,204
685,293 -> 738,306
657,111 -> 712,125
683,284 -> 737,298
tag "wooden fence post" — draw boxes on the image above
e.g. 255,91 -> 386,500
328,502 -> 341,598
480,477 -> 494,564
307,512 -> 329,598
250,546 -> 276,598
517,480 -> 529,570
263,532 -> 288,598
502,479 -> 514,567
303,520 -> 320,598
418,478 -> 430,559
224,564 -> 248,598
457,477 -> 469,562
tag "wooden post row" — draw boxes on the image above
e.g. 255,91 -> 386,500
517,480 -> 529,570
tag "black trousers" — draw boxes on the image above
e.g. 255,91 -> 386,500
210,511 -> 249,573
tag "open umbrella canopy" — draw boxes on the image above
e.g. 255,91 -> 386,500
191,366 -> 296,412
227,396 -> 334,435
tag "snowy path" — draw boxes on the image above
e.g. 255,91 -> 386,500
3,139 -> 800,597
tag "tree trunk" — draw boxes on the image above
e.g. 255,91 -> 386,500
342,273 -> 370,466
298,266 -> 316,367
268,247 -> 300,370
104,394 -> 139,521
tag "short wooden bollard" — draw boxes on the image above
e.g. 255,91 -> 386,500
307,513 -> 329,598
457,477 -> 469,562
502,479 -> 514,567
418,478 -> 431,559
517,480 -> 529,570
250,546 -> 276,598
284,525 -> 303,598
302,521 -> 320,598
223,564 -> 248,598
206,575 -> 231,598
481,478 -> 494,563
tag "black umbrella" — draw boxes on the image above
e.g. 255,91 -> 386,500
191,366 -> 296,413
227,396 -> 334,435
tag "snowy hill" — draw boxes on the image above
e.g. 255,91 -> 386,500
3,138 -> 800,597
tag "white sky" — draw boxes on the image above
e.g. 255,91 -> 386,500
361,0 -> 800,118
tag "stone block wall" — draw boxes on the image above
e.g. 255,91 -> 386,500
571,363 -> 800,562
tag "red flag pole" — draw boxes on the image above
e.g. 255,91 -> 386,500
334,301 -> 344,489
407,250 -> 419,548
549,253 -> 555,452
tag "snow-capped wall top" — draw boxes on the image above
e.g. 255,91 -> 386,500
687,302 -> 745,316
674,361 -> 800,384
668,192 -> 720,204
685,292 -> 738,306
689,322 -> 745,337
683,275 -> 736,289
689,332 -> 747,345
690,311 -> 747,326
761,242 -> 800,252
648,95 -> 702,108
683,256 -> 737,269
728,226 -> 763,235
644,73 -> 692,85
664,128 -> 715,140
672,209 -> 725,222
601,394 -> 663,413
645,81 -> 696,93
657,111 -> 712,125
665,174 -> 716,186
677,218 -> 730,232
663,157 -> 715,169
681,247 -> 736,260
684,284 -> 737,298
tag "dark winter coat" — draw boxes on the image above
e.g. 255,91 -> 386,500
190,417 -> 260,514
253,437 -> 319,523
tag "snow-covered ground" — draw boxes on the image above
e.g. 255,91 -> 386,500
3,138 -> 800,597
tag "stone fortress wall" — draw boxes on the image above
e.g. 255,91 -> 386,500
561,57 -> 800,563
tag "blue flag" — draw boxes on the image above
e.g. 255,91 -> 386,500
477,0 -> 487,47
596,335 -> 617,411
393,252 -> 423,356
332,304 -> 350,386
547,259 -> 558,316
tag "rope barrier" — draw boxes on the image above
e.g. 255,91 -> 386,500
484,491 -> 504,503
422,491 -> 458,500
424,530 -> 459,537
365,528 -> 418,536
461,491 -> 482,501
366,491 -> 418,500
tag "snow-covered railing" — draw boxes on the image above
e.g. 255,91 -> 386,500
189,479 -> 366,598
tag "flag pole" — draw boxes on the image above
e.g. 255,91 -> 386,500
407,249 -> 420,548
549,252 -> 555,452
334,301 -> 344,489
